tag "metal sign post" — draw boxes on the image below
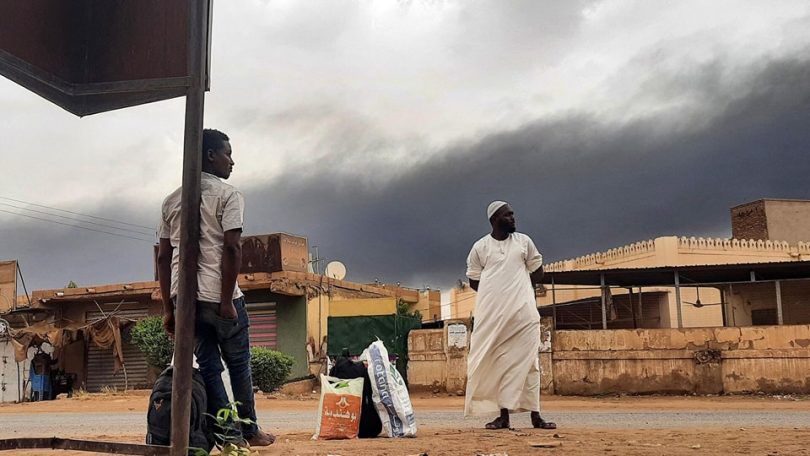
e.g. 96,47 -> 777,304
170,1 -> 209,453
0,1 -> 213,453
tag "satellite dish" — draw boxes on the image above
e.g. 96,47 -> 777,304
325,261 -> 347,280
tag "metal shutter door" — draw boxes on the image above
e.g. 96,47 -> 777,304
247,302 -> 277,349
85,307 -> 150,392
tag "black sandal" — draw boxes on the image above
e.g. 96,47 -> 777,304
532,416 -> 557,429
485,416 -> 510,430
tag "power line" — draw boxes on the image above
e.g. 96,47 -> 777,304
0,201 -> 154,236
438,292 -> 477,309
0,209 -> 154,243
0,195 -> 154,230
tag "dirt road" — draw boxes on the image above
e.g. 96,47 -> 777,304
1,392 -> 808,455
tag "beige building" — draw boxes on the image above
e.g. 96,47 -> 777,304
305,281 -> 439,355
449,199 -> 810,329
421,200 -> 810,396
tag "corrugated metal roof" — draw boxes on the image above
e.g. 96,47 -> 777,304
543,260 -> 810,286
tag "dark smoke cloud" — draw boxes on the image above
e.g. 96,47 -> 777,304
3,55 -> 810,293
241,55 -> 810,289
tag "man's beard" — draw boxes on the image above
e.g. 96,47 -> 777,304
500,221 -> 516,233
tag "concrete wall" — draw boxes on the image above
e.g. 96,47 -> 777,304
764,200 -> 810,244
407,328 -> 447,391
0,342 -> 53,403
408,323 -> 476,393
409,324 -> 810,396
0,340 -> 24,403
553,325 -> 810,395
408,319 -> 554,394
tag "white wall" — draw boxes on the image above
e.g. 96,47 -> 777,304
0,340 -> 24,403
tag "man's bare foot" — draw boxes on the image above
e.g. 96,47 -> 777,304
247,428 -> 276,446
485,416 -> 510,430
531,411 -> 557,429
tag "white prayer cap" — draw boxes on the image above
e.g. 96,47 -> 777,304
487,201 -> 508,220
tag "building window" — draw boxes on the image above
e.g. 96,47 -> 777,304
751,308 -> 777,326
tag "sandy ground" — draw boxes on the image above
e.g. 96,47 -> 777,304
1,392 -> 809,455
2,390 -> 809,414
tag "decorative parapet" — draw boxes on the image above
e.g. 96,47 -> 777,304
678,237 -> 792,252
546,236 -> 810,273
544,261 -> 567,272
546,237 -> 810,273
546,239 -> 656,272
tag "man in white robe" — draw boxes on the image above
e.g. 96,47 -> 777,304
464,201 -> 556,430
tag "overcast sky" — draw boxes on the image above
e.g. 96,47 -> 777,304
2,0 -> 810,296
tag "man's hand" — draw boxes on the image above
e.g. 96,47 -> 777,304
162,311 -> 175,337
219,300 -> 237,320
530,266 -> 544,287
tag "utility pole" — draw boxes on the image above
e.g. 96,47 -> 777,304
170,1 -> 209,454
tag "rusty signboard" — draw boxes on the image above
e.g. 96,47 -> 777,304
154,233 -> 311,280
242,233 -> 310,274
0,261 -> 17,314
0,0 -> 210,116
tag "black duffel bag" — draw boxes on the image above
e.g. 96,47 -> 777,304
330,356 -> 383,438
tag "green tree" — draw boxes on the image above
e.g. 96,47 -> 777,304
130,316 -> 173,370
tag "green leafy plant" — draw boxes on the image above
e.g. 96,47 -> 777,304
190,402 -> 256,456
210,402 -> 256,455
130,316 -> 173,370
249,347 -> 294,393
397,299 -> 422,321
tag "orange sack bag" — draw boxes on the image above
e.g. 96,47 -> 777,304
312,375 -> 364,440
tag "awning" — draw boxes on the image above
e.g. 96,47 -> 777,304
9,315 -> 136,372
542,260 -> 810,287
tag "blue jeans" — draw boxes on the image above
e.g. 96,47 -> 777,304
194,297 -> 258,438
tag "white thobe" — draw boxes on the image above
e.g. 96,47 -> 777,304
464,232 -> 543,416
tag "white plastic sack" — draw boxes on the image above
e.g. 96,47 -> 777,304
312,375 -> 364,440
363,340 -> 417,437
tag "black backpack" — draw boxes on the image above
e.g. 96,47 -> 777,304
146,366 -> 214,454
330,356 -> 382,438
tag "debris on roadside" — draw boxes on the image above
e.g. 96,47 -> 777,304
529,441 -> 562,448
